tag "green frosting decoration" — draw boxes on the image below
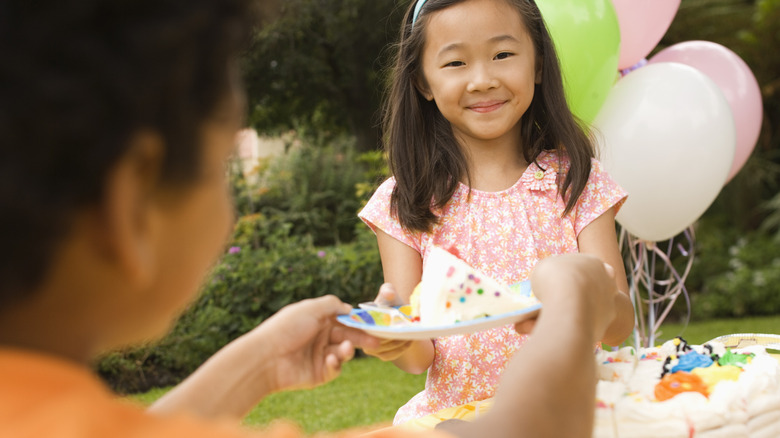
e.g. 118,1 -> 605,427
718,349 -> 754,367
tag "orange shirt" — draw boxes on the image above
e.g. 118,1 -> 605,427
0,349 -> 448,438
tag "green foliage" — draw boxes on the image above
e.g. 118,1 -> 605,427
690,228 -> 780,319
242,0 -> 406,150
94,304 -> 234,392
661,0 -> 756,53
210,220 -> 384,327
231,136 -> 387,246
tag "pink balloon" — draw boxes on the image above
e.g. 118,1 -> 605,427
612,0 -> 681,70
649,41 -> 763,181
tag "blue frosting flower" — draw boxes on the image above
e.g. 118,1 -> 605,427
671,351 -> 714,374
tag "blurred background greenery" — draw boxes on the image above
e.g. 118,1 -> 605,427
96,0 -> 780,395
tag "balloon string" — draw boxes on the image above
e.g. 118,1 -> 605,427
652,229 -> 694,336
649,241 -> 657,347
626,235 -> 647,348
621,226 -> 695,347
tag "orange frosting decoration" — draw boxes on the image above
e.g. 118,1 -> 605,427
654,371 -> 708,401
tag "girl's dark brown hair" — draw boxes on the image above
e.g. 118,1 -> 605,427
382,0 -> 594,233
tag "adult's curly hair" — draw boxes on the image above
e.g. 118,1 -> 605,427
0,0 -> 258,307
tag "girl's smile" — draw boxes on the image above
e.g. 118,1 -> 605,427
467,100 -> 507,113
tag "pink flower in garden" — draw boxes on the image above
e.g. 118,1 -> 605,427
228,246 -> 241,254
317,250 -> 326,258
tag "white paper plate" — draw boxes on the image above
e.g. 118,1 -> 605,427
706,333 -> 780,351
337,304 -> 541,340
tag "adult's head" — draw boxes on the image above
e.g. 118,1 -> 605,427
0,0 -> 257,309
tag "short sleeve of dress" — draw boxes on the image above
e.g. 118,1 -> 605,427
571,158 -> 628,237
358,178 -> 422,253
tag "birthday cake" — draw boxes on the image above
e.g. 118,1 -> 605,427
593,338 -> 780,437
400,336 -> 780,436
409,246 -> 538,326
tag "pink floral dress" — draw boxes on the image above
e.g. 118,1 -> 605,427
358,151 -> 627,424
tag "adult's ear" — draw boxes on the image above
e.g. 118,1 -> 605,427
95,131 -> 165,287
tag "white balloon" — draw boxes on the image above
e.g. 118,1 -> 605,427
594,62 -> 735,242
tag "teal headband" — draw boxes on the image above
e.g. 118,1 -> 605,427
411,0 -> 427,28
412,0 -> 536,28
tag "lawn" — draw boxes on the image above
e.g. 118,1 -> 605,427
655,314 -> 780,345
127,314 -> 780,433
127,356 -> 426,434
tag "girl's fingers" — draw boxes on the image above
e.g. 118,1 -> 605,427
364,339 -> 412,360
375,283 -> 403,306
515,318 -> 537,335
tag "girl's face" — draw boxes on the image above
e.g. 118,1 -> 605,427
418,0 -> 540,146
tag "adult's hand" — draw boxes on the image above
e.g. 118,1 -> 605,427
515,257 -> 617,337
149,295 -> 379,421
256,295 -> 381,392
530,255 -> 619,344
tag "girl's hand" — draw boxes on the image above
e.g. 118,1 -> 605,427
362,283 -> 414,361
363,338 -> 415,361
374,282 -> 404,306
514,317 -> 537,335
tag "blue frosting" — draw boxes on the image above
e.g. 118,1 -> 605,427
671,351 -> 713,373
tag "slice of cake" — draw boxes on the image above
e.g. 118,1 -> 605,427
410,246 -> 538,326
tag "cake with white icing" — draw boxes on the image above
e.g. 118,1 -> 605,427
409,246 -> 538,326
400,336 -> 780,435
594,338 -> 780,437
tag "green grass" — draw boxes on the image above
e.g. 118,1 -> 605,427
243,357 -> 425,432
128,315 -> 780,432
127,357 -> 426,433
600,315 -> 780,349
657,314 -> 780,345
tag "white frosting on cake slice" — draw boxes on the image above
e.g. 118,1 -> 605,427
413,246 -> 538,326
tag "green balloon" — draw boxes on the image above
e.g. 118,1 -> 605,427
536,0 -> 621,123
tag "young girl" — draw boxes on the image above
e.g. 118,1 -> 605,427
359,0 -> 635,425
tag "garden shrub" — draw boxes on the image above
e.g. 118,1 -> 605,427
690,230 -> 780,319
650,215 -> 780,321
231,136 -> 386,246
